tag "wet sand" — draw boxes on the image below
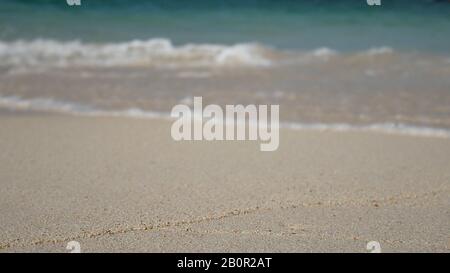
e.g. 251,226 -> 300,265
0,115 -> 449,252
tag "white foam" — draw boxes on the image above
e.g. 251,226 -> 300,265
362,46 -> 394,56
0,39 -> 404,70
0,38 -> 272,69
0,95 -> 168,119
0,95 -> 93,113
282,121 -> 450,138
1,95 -> 449,139
310,47 -> 338,58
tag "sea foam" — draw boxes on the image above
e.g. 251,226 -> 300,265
0,39 -> 402,70
1,95 -> 449,139
0,39 -> 273,68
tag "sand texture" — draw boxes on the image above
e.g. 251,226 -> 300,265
0,115 -> 449,252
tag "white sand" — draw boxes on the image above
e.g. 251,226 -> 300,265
0,115 -> 449,252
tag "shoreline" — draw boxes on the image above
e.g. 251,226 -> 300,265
1,104 -> 450,139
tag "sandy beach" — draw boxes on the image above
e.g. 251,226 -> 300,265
0,115 -> 449,252
2,0 -> 450,257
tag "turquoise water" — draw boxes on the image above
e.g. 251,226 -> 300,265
1,0 -> 450,52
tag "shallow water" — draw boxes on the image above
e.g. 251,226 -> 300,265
0,0 -> 450,135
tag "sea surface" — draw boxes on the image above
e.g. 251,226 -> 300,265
1,0 -> 450,136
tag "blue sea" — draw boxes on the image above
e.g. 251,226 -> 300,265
2,0 -> 450,51
1,0 -> 450,136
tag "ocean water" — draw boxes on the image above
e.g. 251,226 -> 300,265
1,0 -> 450,136
2,0 -> 450,51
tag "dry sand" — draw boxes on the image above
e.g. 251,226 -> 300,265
0,115 -> 449,252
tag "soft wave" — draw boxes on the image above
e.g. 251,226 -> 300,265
0,95 -> 167,119
0,38 -> 273,68
1,95 -> 449,139
0,39 -> 401,69
283,122 -> 450,139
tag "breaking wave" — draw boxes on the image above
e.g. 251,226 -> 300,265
0,38 -> 273,68
0,38 -> 399,69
